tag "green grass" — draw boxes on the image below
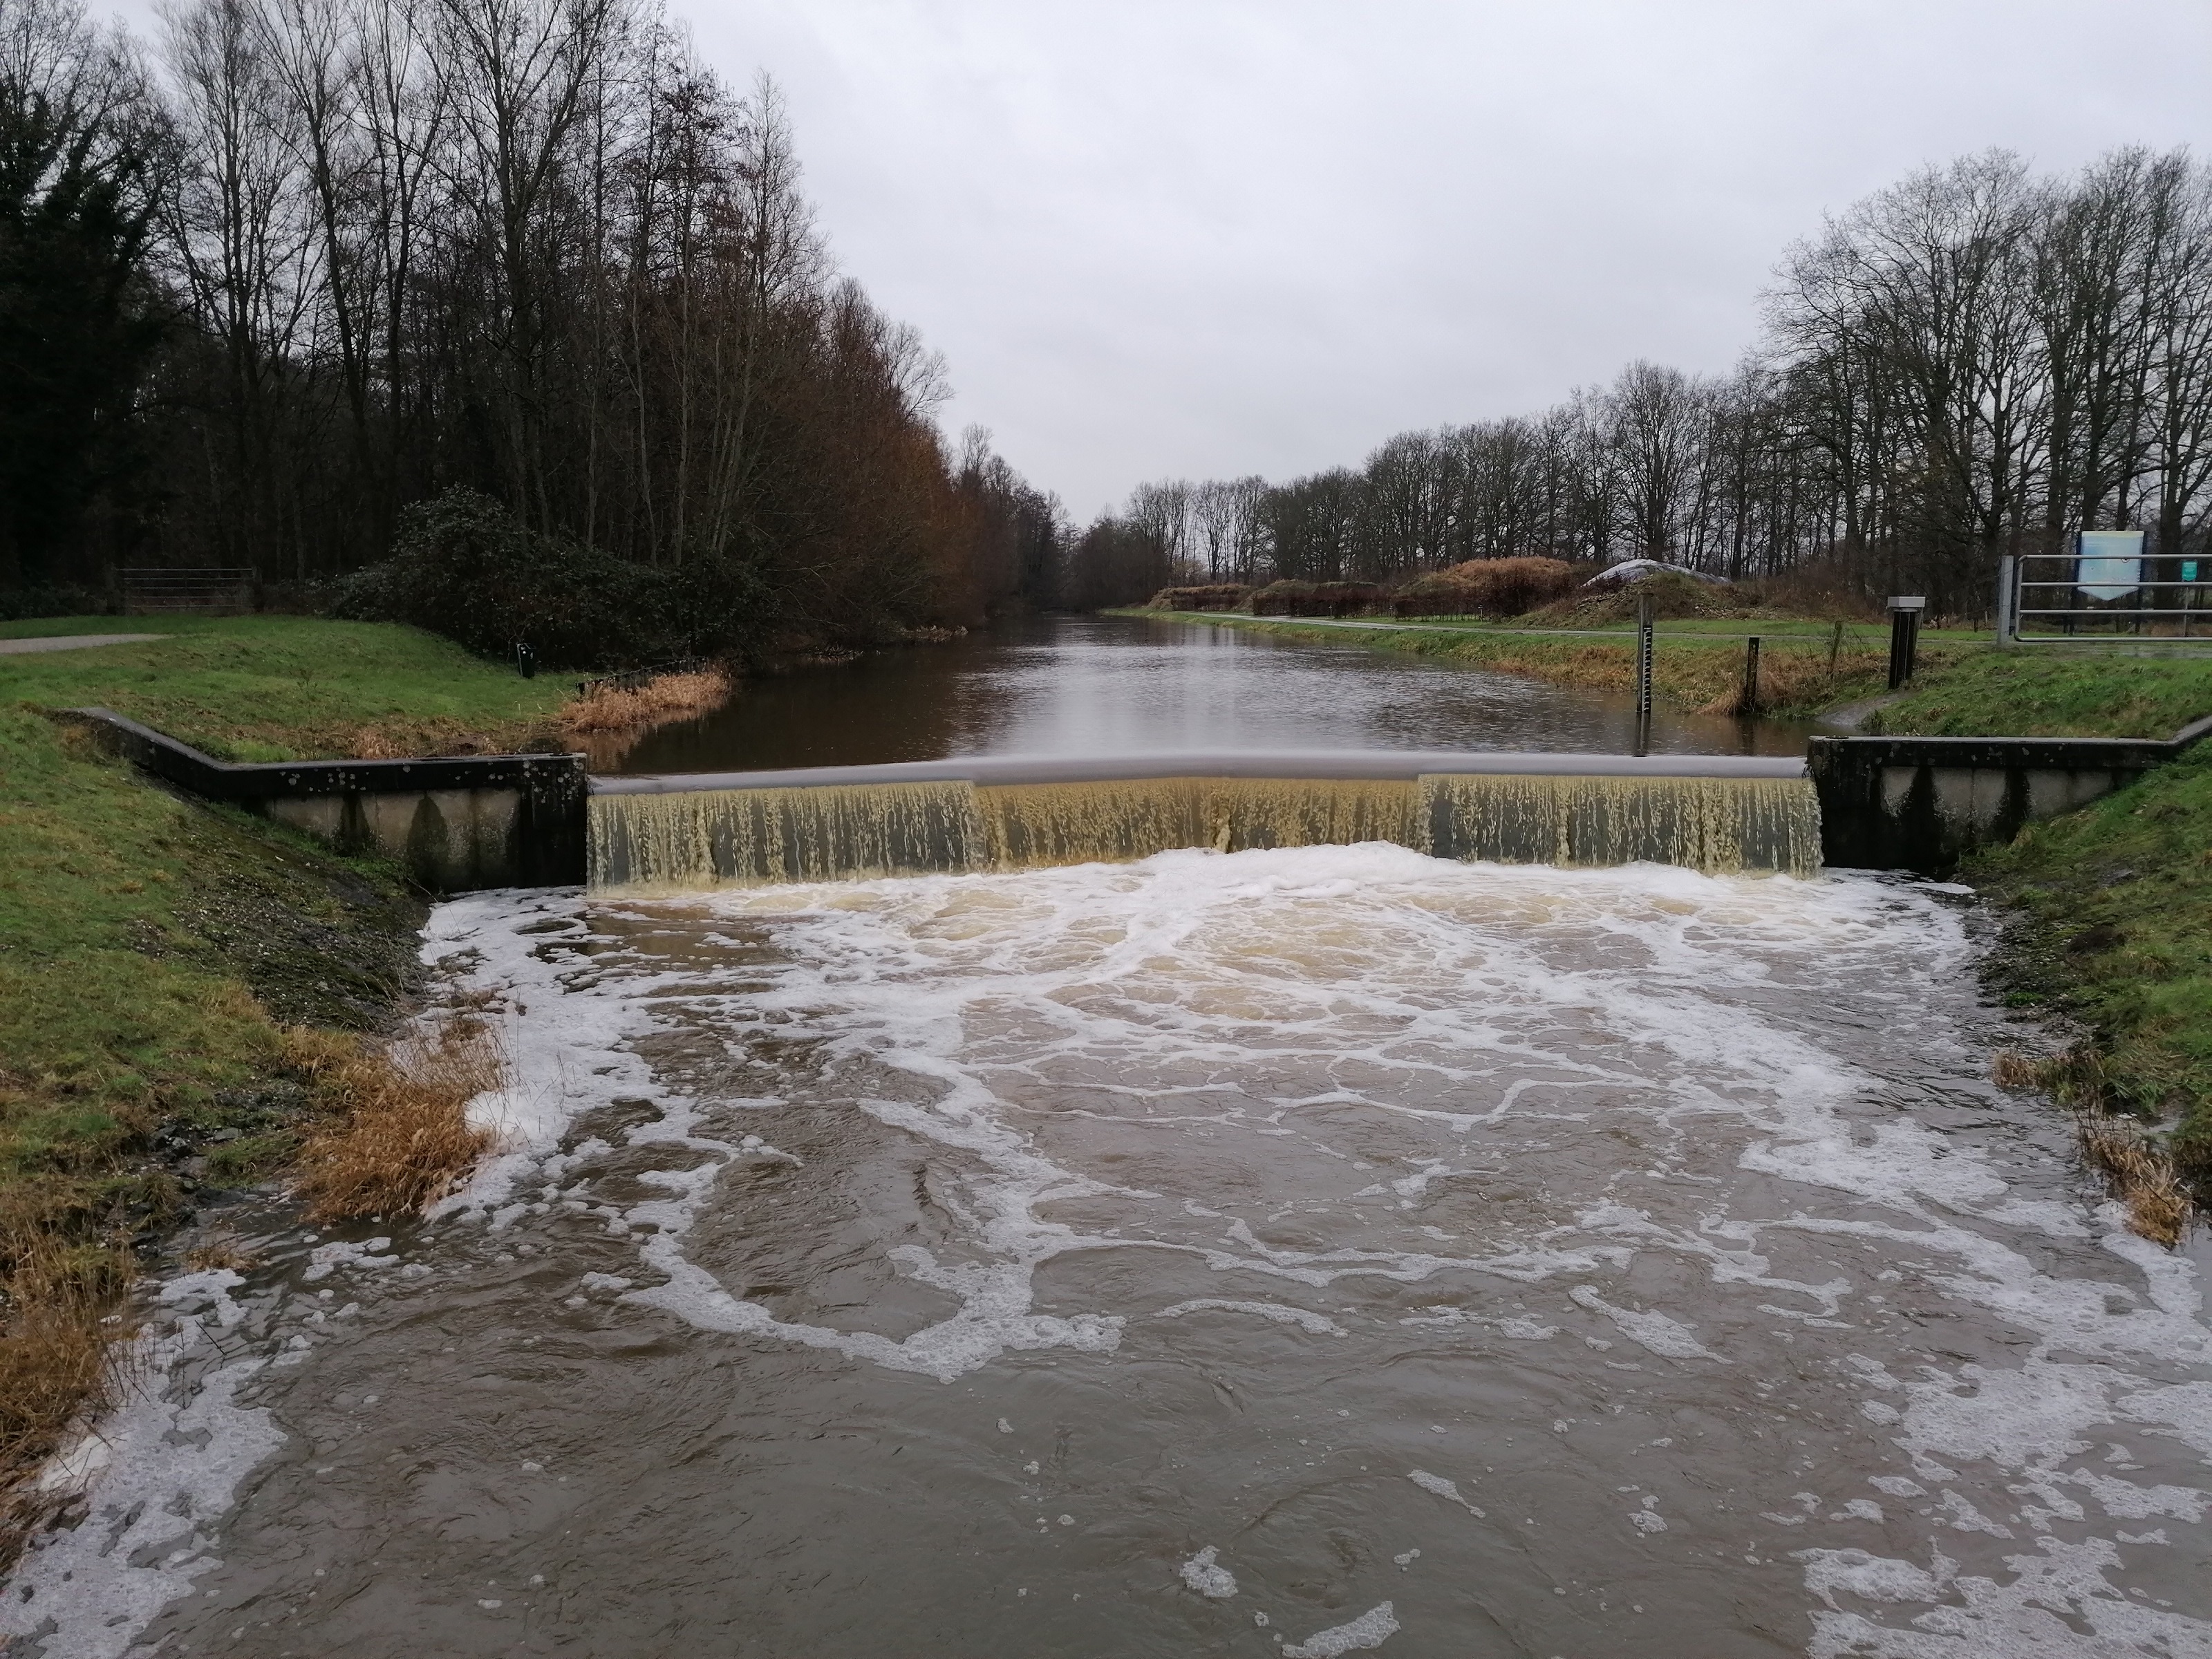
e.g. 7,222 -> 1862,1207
1139,610 -> 1911,718
1866,648 -> 2212,739
0,615 -> 571,760
0,615 -> 559,1519
1971,746 -> 2212,1159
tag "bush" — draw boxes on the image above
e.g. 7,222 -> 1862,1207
1253,579 -> 1385,617
1528,570 -> 1747,626
0,583 -> 110,621
1145,583 -> 1251,612
330,489 -> 760,671
1394,557 -> 1580,619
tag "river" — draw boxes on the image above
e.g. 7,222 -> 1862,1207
609,615 -> 1813,773
8,622 -> 2211,1659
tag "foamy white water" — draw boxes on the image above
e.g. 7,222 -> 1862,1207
10,844 -> 2212,1657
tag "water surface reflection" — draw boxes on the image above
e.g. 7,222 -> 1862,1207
612,615 -> 1811,774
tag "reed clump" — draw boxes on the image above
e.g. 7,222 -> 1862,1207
2078,1115 -> 2191,1246
288,1022 -> 500,1221
1694,646 -> 1890,718
0,1215 -> 138,1564
0,1232 -> 131,1486
1993,1043 -> 2191,1246
559,667 -> 732,736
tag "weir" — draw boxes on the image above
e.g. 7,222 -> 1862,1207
585,751 -> 1823,890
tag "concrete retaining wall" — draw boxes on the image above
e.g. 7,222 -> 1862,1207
72,702 -> 2211,888
65,709 -> 585,892
1808,718 -> 2212,875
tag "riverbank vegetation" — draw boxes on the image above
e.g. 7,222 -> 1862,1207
1140,608 -> 1909,720
1069,147 -> 2212,619
2,0 -> 1065,662
1977,742 -> 2212,1236
0,615 -> 668,1550
0,697 -> 417,1550
0,615 -> 571,759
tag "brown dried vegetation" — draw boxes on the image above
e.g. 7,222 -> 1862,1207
288,1022 -> 500,1222
558,667 -> 733,737
1994,1044 -> 2191,1246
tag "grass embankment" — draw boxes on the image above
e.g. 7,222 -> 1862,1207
1140,609 -> 1932,718
1,613 -> 574,760
0,615 -> 685,1548
1864,648 -> 2212,740
1808,648 -> 2212,1239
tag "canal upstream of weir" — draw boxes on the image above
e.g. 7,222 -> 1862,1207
9,619 -> 2212,1659
606,613 -> 1815,774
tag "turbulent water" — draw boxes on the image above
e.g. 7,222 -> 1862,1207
11,847 -> 2212,1658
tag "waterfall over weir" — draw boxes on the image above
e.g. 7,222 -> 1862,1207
586,751 -> 1822,890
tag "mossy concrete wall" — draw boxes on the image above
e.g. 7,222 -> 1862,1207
65,709 -> 585,892
1809,720 -> 2212,876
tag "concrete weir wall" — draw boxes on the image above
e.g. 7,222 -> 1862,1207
70,706 -> 2211,889
589,750 -> 1826,888
1808,718 -> 2212,876
65,709 -> 586,892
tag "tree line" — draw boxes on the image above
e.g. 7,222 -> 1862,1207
1073,147 -> 2212,619
0,0 -> 1061,653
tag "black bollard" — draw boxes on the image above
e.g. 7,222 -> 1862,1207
1740,635 -> 1761,715
1885,597 -> 1923,690
515,641 -> 538,679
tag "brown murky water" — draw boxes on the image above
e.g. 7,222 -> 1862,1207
608,615 -> 1813,774
12,848 -> 2212,1658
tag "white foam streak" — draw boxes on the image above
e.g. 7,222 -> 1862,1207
1282,1600 -> 1400,1656
424,848 -> 2212,1650
0,1273 -> 285,1659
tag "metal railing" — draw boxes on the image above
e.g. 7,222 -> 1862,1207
116,567 -> 256,616
2000,548 -> 2212,644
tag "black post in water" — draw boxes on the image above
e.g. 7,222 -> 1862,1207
1634,594 -> 1654,755
1886,597 -> 1924,690
1738,636 -> 1762,715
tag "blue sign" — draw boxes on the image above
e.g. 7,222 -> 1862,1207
2186,561 -> 2201,583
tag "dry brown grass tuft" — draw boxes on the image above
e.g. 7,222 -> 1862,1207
288,1021 -> 500,1221
0,1247 -> 128,1476
0,1226 -> 137,1563
1693,646 -> 1891,717
183,1238 -> 256,1273
2077,1116 -> 2191,1246
559,667 -> 732,736
1984,1044 -> 2188,1245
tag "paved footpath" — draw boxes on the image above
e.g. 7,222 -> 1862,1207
0,633 -> 162,655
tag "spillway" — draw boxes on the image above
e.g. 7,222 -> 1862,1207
586,751 -> 1822,890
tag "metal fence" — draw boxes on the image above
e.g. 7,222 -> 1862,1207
1999,543 -> 2212,644
116,568 -> 256,616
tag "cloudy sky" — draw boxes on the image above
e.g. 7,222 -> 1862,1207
108,0 -> 2212,516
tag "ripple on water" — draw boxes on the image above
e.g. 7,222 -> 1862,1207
9,844 -> 2212,1658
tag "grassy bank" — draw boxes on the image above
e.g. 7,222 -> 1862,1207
1140,608 -> 2212,740
1136,608 -> 1917,718
0,615 -> 573,760
1864,648 -> 2212,739
0,616 -> 611,1546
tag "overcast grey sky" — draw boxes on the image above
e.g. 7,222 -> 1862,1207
106,0 -> 2212,517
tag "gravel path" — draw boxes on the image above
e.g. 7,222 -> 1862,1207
0,632 -> 163,655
